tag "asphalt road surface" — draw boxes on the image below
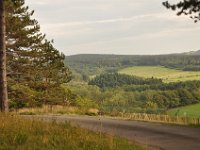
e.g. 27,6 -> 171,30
27,115 -> 200,150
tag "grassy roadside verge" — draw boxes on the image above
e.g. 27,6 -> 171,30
0,114 -> 145,150
16,106 -> 200,126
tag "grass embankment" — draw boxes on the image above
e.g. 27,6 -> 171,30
119,66 -> 200,82
17,105 -> 99,116
0,114 -> 144,150
168,103 -> 200,118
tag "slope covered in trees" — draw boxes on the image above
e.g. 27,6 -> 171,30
64,54 -> 200,115
85,73 -> 200,113
65,53 -> 200,80
65,78 -> 200,114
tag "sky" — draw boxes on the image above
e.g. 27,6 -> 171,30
25,0 -> 200,56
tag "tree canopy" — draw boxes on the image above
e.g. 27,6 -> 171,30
163,0 -> 200,22
89,73 -> 163,88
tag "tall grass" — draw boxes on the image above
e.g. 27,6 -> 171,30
0,114 -> 144,150
17,105 -> 99,116
17,105 -> 82,115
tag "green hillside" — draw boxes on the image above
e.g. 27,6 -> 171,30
65,54 -> 200,81
168,103 -> 200,118
119,66 -> 200,83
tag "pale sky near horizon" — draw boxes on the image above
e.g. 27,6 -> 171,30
26,0 -> 200,56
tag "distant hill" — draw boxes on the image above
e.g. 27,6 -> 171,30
183,50 -> 200,55
65,50 -> 200,79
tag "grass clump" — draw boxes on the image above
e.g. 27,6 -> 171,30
0,114 -> 144,150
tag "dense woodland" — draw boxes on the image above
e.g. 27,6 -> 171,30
89,73 -> 162,88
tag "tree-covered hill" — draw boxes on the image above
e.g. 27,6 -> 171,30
183,50 -> 200,55
65,52 -> 200,80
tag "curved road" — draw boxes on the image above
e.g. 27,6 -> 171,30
29,115 -> 200,150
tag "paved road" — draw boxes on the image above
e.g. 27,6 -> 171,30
28,115 -> 200,150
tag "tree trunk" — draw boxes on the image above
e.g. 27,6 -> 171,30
0,0 -> 8,112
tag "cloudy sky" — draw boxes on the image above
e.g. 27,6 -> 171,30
25,0 -> 200,56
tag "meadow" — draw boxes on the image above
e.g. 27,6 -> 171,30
0,114 -> 144,150
168,103 -> 200,118
119,66 -> 200,83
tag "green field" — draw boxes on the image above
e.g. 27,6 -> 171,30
168,103 -> 200,118
119,66 -> 200,82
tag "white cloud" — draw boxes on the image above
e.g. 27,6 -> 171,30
25,0 -> 200,55
42,12 -> 186,27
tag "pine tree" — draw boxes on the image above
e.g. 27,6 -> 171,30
5,0 -> 71,84
0,0 -> 8,112
4,0 -> 72,109
5,0 -> 45,79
